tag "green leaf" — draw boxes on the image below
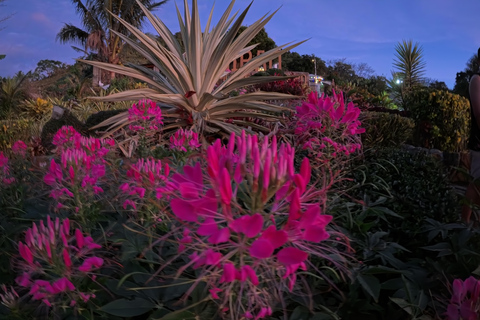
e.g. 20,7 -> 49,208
389,297 -> 414,316
289,306 -> 310,320
362,266 -> 403,275
356,273 -> 381,302
309,313 -> 337,320
157,309 -> 197,320
100,298 -> 156,317
0,55 -> 5,60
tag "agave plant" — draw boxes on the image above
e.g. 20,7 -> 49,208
80,0 -> 306,136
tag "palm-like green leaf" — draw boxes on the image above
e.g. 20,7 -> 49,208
56,24 -> 90,46
83,0 -> 307,136
393,39 -> 426,87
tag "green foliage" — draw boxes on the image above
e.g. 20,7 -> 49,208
409,89 -> 470,152
31,59 -> 68,81
388,40 -> 426,110
360,112 -> 414,148
392,40 -> 426,87
237,26 -> 276,57
282,52 -> 328,75
325,148 -> 463,319
348,148 -> 459,228
453,51 -> 479,98
0,72 -> 28,118
20,97 -> 53,119
327,58 -> 358,86
0,119 -> 35,151
40,109 -> 87,151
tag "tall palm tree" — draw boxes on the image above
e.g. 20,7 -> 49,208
393,40 -> 426,89
389,39 -> 426,110
56,0 -> 168,80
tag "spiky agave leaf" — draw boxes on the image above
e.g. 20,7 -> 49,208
82,0 -> 307,136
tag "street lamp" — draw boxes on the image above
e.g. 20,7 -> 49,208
312,55 -> 317,81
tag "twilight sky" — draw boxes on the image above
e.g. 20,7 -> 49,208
1,0 -> 480,89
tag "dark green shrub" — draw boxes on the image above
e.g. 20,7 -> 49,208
360,112 -> 415,148
349,148 -> 459,229
326,148 -> 464,319
409,89 -> 470,152
40,109 -> 87,151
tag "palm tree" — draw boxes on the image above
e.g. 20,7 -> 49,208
389,39 -> 426,110
56,0 -> 168,81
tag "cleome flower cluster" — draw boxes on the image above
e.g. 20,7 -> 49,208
293,90 -> 364,160
43,126 -> 114,214
12,216 -> 103,309
153,131 -> 337,319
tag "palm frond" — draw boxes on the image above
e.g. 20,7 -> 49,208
56,24 -> 90,45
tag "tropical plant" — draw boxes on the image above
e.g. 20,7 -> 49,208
20,98 -> 53,119
388,40 -> 426,110
0,72 -> 29,118
360,112 -> 414,148
81,0 -> 306,137
56,0 -> 169,81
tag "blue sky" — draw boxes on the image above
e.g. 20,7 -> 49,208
1,0 -> 480,89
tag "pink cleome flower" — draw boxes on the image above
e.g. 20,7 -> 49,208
12,140 -> 28,156
14,216 -> 103,308
169,128 -> 201,152
44,126 -> 114,207
446,276 -> 480,320
128,99 -> 163,131
0,152 -> 15,185
293,90 -> 364,160
162,131 -> 338,319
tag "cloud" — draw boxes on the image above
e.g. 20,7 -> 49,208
31,12 -> 50,23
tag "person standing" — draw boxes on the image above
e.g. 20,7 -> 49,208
462,48 -> 480,223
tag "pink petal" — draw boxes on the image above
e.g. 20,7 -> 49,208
249,239 -> 274,259
288,189 -> 301,220
260,226 -> 288,248
303,225 -> 330,242
208,228 -> 230,244
63,249 -> 72,268
277,247 -> 308,265
241,265 -> 259,286
293,174 -> 306,194
220,262 -> 236,283
184,162 -> 203,186
446,304 -> 459,320
219,168 -> 232,205
229,214 -> 263,238
299,158 -> 311,187
170,199 -> 198,222
193,192 -> 218,217
244,214 -> 264,238
209,288 -> 222,299
204,249 -> 222,266
75,228 -> 84,249
179,182 -> 199,199
197,218 -> 219,236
